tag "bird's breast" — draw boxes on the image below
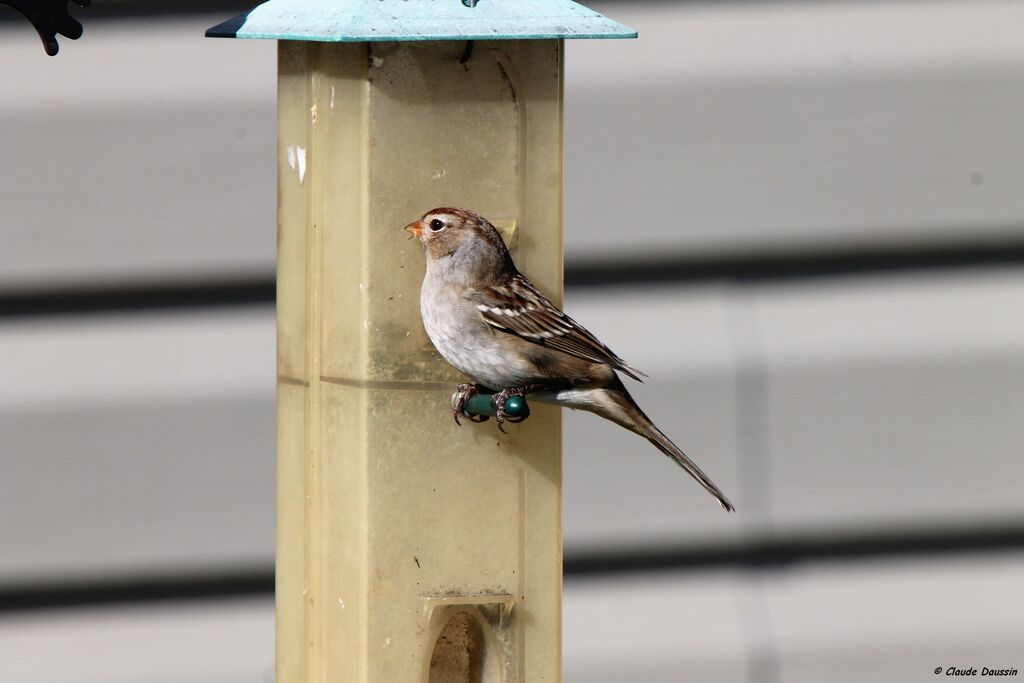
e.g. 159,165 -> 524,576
420,276 -> 536,389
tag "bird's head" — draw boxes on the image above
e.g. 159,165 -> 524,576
405,207 -> 514,280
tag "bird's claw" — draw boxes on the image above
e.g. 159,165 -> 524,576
491,386 -> 532,433
453,383 -> 489,425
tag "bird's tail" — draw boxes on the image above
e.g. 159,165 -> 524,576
586,385 -> 736,512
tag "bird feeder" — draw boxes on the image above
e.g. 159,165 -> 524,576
207,2 -> 634,680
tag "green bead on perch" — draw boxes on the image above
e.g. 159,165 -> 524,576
451,391 -> 530,421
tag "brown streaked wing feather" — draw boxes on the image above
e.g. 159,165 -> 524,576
466,274 -> 646,382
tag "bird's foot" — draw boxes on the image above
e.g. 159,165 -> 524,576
453,383 -> 489,425
491,385 -> 533,434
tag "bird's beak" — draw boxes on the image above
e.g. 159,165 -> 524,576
404,220 -> 424,239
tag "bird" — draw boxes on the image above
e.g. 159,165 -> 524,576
405,207 -> 735,512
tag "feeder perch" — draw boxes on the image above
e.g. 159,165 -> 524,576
452,391 -> 530,420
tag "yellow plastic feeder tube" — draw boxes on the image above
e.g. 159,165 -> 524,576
206,2 -> 636,679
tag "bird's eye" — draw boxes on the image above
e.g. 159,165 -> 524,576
429,218 -> 445,232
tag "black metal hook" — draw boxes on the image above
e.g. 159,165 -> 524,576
0,0 -> 90,55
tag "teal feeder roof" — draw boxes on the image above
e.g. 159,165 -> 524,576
206,0 -> 636,42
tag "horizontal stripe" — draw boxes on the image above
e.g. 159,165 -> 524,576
5,240 -> 1024,318
2,524 -> 1024,612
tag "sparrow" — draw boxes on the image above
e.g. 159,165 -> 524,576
405,207 -> 735,512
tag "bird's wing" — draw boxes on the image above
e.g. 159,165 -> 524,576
466,274 -> 646,381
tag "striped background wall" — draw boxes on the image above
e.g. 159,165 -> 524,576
2,2 -> 1022,680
